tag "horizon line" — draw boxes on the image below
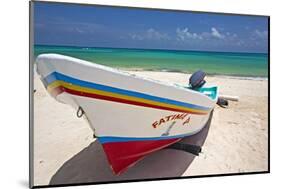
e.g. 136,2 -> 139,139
34,43 -> 268,54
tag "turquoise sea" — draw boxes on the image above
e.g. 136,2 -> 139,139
34,45 -> 268,77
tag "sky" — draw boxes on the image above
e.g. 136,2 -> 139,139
33,2 -> 269,53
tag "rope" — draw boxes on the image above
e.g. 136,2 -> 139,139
76,106 -> 84,118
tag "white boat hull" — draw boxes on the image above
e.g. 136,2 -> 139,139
36,54 -> 218,174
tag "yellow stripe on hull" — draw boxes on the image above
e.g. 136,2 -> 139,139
47,80 -> 209,115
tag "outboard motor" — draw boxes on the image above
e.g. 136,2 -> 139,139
189,70 -> 206,89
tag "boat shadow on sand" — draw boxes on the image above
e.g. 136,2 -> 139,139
49,111 -> 213,186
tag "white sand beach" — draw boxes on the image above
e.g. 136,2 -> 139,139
33,71 -> 268,186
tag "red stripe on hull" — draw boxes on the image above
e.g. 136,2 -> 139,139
102,138 -> 181,174
50,86 -> 64,97
52,86 -> 206,115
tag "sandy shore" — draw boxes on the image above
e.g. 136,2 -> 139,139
33,71 -> 268,186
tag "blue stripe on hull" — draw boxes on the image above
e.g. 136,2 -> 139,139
45,72 -> 211,111
98,128 -> 204,144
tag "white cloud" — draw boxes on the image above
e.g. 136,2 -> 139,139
254,30 -> 268,39
44,19 -> 105,34
176,28 -> 203,41
75,28 -> 84,34
236,40 -> 245,46
211,27 -> 225,39
130,34 -> 144,40
147,28 -> 170,40
130,28 -> 170,41
130,27 -> 246,48
176,27 -> 227,42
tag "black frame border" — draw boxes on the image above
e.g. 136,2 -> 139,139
29,1 -> 270,188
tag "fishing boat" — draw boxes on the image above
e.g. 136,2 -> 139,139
35,54 -> 219,174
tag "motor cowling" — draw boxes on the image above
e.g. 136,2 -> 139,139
189,70 -> 206,89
